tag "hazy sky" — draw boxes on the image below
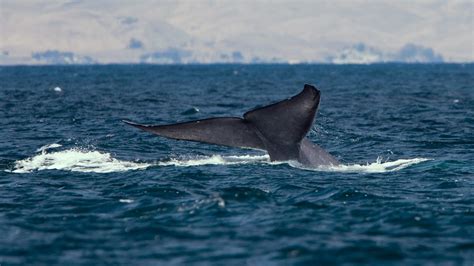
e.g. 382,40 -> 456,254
1,0 -> 473,64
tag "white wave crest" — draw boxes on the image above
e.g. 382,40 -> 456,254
11,148 -> 151,173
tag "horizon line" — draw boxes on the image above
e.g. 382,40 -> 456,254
1,62 -> 474,67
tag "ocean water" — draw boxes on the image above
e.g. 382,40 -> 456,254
0,64 -> 473,265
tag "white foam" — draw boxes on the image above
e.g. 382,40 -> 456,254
158,154 -> 271,167
36,143 -> 62,153
9,145 -> 430,174
119,199 -> 134,203
297,157 -> 432,173
159,155 -> 430,173
53,86 -> 62,92
11,148 -> 151,173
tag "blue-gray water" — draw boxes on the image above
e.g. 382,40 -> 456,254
1,64 -> 473,265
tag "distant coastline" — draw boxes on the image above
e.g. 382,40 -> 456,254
1,62 -> 473,67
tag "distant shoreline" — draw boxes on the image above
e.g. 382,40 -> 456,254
1,62 -> 473,67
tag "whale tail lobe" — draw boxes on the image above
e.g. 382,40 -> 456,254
124,84 -> 322,162
123,118 -> 265,150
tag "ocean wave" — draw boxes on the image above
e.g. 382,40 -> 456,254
9,145 -> 430,174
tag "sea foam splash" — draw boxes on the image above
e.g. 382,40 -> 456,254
9,144 -> 430,174
298,157 -> 432,173
10,147 -> 151,174
158,154 -> 272,167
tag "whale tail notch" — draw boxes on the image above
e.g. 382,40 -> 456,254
243,84 -> 320,160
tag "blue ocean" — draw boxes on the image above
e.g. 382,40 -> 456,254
1,64 -> 473,265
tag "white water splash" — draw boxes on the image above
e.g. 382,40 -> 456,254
36,143 -> 63,153
10,148 -> 151,173
298,157 -> 432,173
158,154 -> 271,167
9,145 -> 430,174
161,155 -> 430,173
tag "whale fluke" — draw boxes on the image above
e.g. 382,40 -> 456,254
123,118 -> 265,150
124,84 -> 339,167
243,84 -> 319,161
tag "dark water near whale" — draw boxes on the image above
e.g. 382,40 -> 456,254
0,64 -> 473,265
